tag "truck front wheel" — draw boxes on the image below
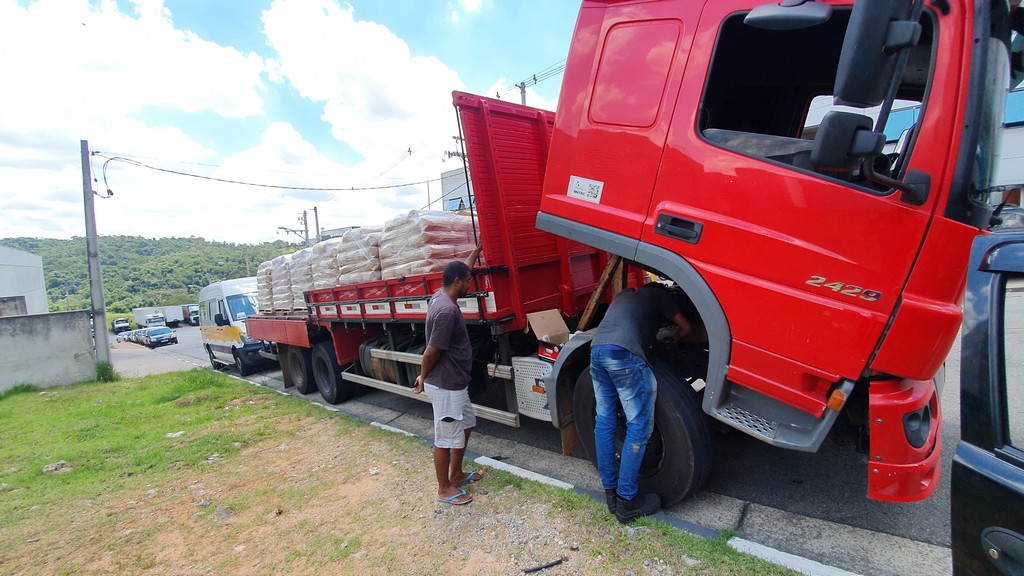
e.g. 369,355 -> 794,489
573,361 -> 712,507
233,350 -> 256,377
312,341 -> 357,405
282,345 -> 316,394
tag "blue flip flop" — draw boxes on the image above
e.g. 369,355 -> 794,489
457,469 -> 486,487
438,489 -> 472,505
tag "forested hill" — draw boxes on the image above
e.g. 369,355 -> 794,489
1,236 -> 299,313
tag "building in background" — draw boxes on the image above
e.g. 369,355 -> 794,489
439,166 -> 474,211
0,246 -> 47,316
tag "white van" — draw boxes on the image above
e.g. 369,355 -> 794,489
198,277 -> 265,375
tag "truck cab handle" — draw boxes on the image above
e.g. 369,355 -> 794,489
655,213 -> 703,244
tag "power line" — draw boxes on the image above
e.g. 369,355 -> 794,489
93,153 -> 440,192
497,59 -> 567,101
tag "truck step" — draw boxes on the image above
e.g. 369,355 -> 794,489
718,403 -> 779,442
340,372 -> 521,427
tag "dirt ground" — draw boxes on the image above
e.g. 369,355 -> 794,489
1,408 -> 743,576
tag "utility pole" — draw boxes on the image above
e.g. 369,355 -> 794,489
312,206 -> 320,244
81,140 -> 111,364
301,210 -> 310,246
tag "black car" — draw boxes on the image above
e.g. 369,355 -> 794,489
951,229 -> 1024,575
142,327 -> 178,348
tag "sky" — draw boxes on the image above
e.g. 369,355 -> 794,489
0,0 -> 581,244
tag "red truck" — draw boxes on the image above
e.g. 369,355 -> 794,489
247,0 -> 1020,507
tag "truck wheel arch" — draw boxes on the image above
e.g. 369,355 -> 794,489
536,213 -> 731,422
633,240 -> 731,411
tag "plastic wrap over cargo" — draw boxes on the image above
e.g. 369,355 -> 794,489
379,211 -> 482,278
336,226 -> 382,283
288,248 -> 315,309
256,260 -> 274,313
311,237 -> 345,289
270,253 -> 294,312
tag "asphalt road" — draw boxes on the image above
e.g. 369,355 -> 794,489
110,293 -> 1023,576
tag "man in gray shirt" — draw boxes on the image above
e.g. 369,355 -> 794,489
590,282 -> 694,523
413,245 -> 485,505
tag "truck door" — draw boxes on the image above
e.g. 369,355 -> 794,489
643,2 -> 954,397
541,0 -> 701,241
951,231 -> 1024,575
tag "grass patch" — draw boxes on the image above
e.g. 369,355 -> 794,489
0,370 -> 797,575
0,369 -> 323,527
95,361 -> 119,383
0,384 -> 35,402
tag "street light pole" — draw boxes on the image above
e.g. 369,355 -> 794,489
81,140 -> 111,364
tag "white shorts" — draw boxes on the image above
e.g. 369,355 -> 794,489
425,383 -> 476,449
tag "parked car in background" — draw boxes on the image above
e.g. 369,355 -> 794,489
142,327 -> 178,348
125,328 -> 150,345
111,318 -> 131,334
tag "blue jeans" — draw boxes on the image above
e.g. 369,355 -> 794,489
590,345 -> 657,501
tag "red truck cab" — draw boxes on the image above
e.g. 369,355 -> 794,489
538,0 -> 1014,502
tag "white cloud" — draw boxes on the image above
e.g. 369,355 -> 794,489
263,1 -> 463,162
0,0 -> 269,242
0,0 -> 486,244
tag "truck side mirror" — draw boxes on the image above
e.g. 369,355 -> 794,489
743,0 -> 832,31
834,0 -> 921,108
812,111 -> 931,204
214,313 -> 228,327
811,111 -> 885,171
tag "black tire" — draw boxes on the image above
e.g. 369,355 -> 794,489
233,349 -> 256,377
573,360 -> 712,506
206,345 -> 223,370
312,341 -> 358,405
282,345 -> 316,394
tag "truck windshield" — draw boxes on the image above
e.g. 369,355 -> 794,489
226,293 -> 257,321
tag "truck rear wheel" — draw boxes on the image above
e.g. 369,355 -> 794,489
312,341 -> 357,405
573,361 -> 712,506
282,345 -> 316,394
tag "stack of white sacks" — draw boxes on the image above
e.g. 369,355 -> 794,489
269,253 -> 293,312
379,211 -> 481,278
256,261 -> 274,314
257,211 -> 480,313
288,249 -> 315,310
335,226 -> 382,284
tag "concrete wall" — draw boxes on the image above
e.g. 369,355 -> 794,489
0,310 -> 95,392
0,246 -> 48,315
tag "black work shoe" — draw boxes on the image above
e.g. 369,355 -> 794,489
615,492 -> 661,524
605,489 -> 617,513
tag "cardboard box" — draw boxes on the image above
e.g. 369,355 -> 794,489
525,309 -> 570,361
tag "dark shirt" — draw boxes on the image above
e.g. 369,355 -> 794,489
424,289 -> 472,390
591,286 -> 680,362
